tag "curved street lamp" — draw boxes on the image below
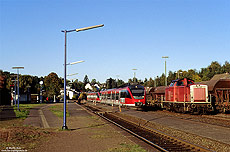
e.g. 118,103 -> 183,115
66,60 -> 85,65
61,24 -> 104,130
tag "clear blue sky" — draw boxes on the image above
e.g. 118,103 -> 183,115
1,0 -> 229,83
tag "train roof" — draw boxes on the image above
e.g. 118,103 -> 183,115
171,78 -> 194,82
145,86 -> 166,94
200,73 -> 230,92
100,84 -> 144,92
154,86 -> 167,93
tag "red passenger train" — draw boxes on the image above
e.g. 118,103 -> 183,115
87,92 -> 100,102
87,84 -> 146,107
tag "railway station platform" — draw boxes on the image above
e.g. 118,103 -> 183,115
22,102 -> 155,152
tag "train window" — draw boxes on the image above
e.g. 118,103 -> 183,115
120,91 -> 125,98
188,80 -> 194,85
176,81 -> 184,86
170,82 -> 175,87
116,93 -> 119,100
131,89 -> 144,99
120,90 -> 131,98
126,90 -> 131,99
97,93 -> 99,98
107,93 -> 110,99
112,93 -> 115,100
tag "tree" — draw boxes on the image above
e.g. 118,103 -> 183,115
183,69 -> 196,80
192,74 -> 202,82
83,75 -> 89,88
148,78 -> 155,87
155,76 -> 160,87
106,78 -> 117,89
72,79 -> 85,92
159,74 -> 166,86
128,78 -> 134,84
207,61 -> 222,79
143,78 -> 148,87
199,68 -> 209,81
117,79 -> 125,87
167,71 -> 176,84
222,61 -> 230,73
91,79 -> 97,85
19,75 -> 33,93
0,71 -> 11,105
44,72 -> 62,99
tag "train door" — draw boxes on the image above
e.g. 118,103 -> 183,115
120,90 -> 125,105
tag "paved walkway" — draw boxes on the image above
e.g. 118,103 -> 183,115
24,104 -> 62,128
0,105 -> 16,121
24,102 -> 93,129
31,102 -> 154,152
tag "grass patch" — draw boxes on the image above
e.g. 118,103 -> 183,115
49,105 -> 69,118
106,143 -> 147,152
0,126 -> 52,151
91,134 -> 110,139
0,104 -> 52,151
13,104 -> 42,119
87,122 -> 107,129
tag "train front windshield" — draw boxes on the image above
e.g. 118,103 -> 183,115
130,89 -> 145,99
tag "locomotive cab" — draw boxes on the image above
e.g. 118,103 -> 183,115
166,78 -> 194,102
128,85 -> 145,106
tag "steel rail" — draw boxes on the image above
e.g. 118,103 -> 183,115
82,104 -> 214,152
105,112 -> 213,152
81,104 -> 168,152
100,112 -> 168,152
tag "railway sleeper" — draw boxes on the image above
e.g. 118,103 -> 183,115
107,113 -> 207,151
86,105 -> 212,152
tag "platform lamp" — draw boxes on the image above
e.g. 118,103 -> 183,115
61,24 -> 104,130
162,56 -> 169,86
12,66 -> 24,111
39,81 -> 43,104
132,69 -> 137,83
176,71 -> 183,79
66,61 -> 83,86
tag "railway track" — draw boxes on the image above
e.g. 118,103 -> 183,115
155,110 -> 230,128
82,104 -> 213,152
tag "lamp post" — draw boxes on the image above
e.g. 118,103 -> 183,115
176,71 -> 183,79
39,81 -> 43,104
67,73 -> 78,88
132,69 -> 137,83
154,77 -> 156,87
162,56 -> 169,86
61,24 -> 104,130
12,67 -> 24,111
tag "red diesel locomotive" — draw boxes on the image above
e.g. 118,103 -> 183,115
146,78 -> 212,113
